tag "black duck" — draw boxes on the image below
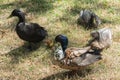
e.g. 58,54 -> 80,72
8,9 -> 48,50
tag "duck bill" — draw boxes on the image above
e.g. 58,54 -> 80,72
54,40 -> 58,45
7,14 -> 13,19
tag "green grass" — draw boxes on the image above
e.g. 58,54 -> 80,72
0,0 -> 120,80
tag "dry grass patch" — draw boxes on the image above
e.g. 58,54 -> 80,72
0,0 -> 120,80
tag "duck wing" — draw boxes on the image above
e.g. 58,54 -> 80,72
17,22 -> 47,42
72,53 -> 102,66
81,10 -> 92,23
17,22 -> 46,35
65,46 -> 91,59
53,52 -> 102,70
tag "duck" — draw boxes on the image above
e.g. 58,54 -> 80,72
77,9 -> 101,29
53,34 -> 102,70
8,9 -> 48,50
88,28 -> 112,50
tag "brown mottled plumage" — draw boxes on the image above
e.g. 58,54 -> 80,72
54,28 -> 112,70
54,35 -> 102,70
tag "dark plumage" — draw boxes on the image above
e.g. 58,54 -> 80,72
78,9 -> 101,29
55,34 -> 68,52
9,9 -> 47,49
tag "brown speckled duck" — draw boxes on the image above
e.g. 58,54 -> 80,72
53,35 -> 102,70
53,28 -> 112,70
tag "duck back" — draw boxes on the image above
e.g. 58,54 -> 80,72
16,22 -> 47,43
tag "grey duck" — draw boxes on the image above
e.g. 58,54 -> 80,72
78,9 -> 101,29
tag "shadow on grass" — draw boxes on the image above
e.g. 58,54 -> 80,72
40,69 -> 92,80
0,0 -> 54,14
6,42 -> 42,64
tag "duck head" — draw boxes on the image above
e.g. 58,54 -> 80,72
8,9 -> 22,17
8,9 -> 26,24
55,34 -> 68,52
54,35 -> 68,60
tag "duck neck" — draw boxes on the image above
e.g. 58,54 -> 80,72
17,13 -> 25,25
60,42 -> 68,52
60,43 -> 67,57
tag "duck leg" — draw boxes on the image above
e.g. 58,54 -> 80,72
27,42 -> 33,51
28,42 -> 40,51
